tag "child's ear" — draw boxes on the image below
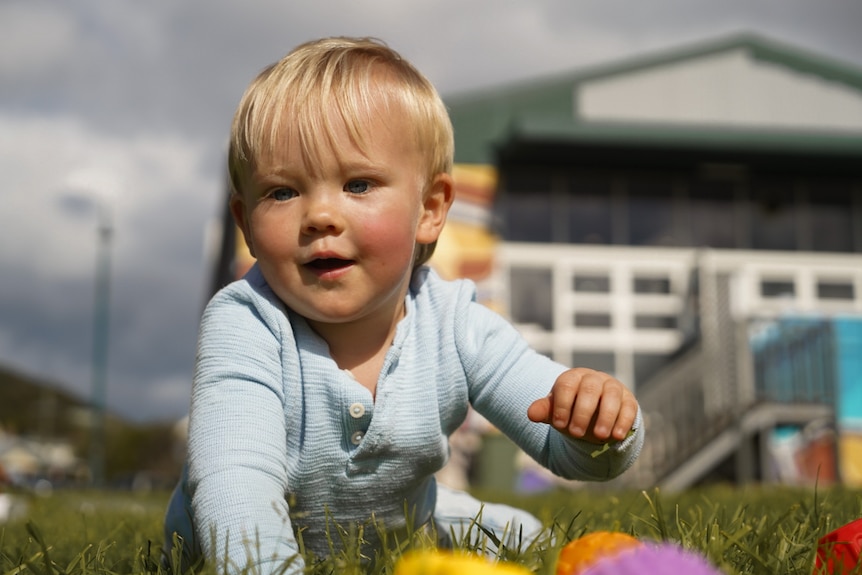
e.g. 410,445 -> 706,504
229,193 -> 256,258
416,173 -> 454,244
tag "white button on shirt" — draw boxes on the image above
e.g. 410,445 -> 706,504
349,403 -> 366,418
350,431 -> 365,445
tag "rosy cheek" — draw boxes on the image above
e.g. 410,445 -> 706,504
355,216 -> 416,263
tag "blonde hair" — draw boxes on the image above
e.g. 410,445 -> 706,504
228,37 -> 454,268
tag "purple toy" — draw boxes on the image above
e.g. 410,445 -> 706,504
581,541 -> 724,575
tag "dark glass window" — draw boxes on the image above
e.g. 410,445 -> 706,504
635,315 -> 677,329
818,282 -> 854,300
751,178 -> 797,250
497,171 -> 553,242
761,280 -> 795,298
628,178 -> 676,246
688,180 -> 739,248
633,276 -> 670,294
497,167 -> 859,253
509,267 -> 553,330
808,180 -> 854,252
574,313 -> 612,328
573,274 -> 610,292
568,176 -> 613,244
500,195 -> 552,242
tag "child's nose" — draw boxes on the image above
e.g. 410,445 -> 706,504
302,192 -> 343,234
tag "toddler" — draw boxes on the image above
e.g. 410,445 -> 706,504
163,36 -> 643,574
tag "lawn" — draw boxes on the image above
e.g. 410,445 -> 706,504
1,484 -> 860,574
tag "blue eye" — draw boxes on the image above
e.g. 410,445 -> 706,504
345,180 -> 370,194
271,188 -> 297,201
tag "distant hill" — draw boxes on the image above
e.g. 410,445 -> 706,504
0,366 -> 92,438
0,366 -> 182,483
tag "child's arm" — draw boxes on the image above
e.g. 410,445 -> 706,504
526,368 -> 639,444
453,281 -> 643,481
187,284 -> 301,575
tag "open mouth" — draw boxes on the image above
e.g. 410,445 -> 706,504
306,258 -> 354,271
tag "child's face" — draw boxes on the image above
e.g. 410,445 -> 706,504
231,100 -> 449,331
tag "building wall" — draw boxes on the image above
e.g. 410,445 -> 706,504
578,49 -> 862,131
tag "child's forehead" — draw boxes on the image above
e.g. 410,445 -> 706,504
252,99 -> 415,177
274,93 -> 400,136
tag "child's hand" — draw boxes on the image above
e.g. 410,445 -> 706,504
527,368 -> 638,444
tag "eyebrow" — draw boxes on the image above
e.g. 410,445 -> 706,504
335,155 -> 385,173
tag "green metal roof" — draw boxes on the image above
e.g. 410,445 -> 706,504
511,118 -> 862,157
445,32 -> 862,165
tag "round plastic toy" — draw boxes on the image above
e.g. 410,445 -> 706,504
814,518 -> 862,574
580,541 -> 724,575
393,549 -> 531,575
555,531 -> 642,575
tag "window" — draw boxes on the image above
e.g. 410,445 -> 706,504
688,180 -> 739,248
633,276 -> 670,294
761,279 -> 795,298
498,194 -> 552,242
497,171 -> 553,242
628,178 -> 676,246
574,313 -> 612,328
573,274 -> 610,292
509,267 -> 553,330
817,281 -> 854,300
568,176 -> 613,244
635,315 -> 677,329
808,180 -> 854,252
751,178 -> 797,251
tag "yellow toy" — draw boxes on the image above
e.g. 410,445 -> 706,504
394,549 -> 531,575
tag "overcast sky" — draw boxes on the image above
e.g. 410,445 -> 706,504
2,0 -> 861,423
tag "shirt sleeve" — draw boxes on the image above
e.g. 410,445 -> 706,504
187,286 -> 303,575
454,287 -> 644,482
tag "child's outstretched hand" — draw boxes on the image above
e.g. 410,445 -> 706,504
527,368 -> 638,444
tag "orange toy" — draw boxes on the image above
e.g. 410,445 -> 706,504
556,531 -> 642,575
394,549 -> 531,575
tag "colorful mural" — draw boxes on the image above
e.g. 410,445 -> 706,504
763,317 -> 862,487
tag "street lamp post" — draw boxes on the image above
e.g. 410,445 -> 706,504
89,202 -> 112,488
60,170 -> 115,489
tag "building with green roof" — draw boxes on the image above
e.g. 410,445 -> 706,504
444,33 -> 862,489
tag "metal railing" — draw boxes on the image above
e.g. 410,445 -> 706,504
492,245 -> 861,488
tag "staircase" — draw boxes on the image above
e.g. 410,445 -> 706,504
629,317 -> 836,489
493,245 -> 862,489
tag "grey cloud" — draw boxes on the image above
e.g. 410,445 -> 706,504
1,0 -> 860,422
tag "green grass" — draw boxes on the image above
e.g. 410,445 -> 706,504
1,485 -> 861,574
